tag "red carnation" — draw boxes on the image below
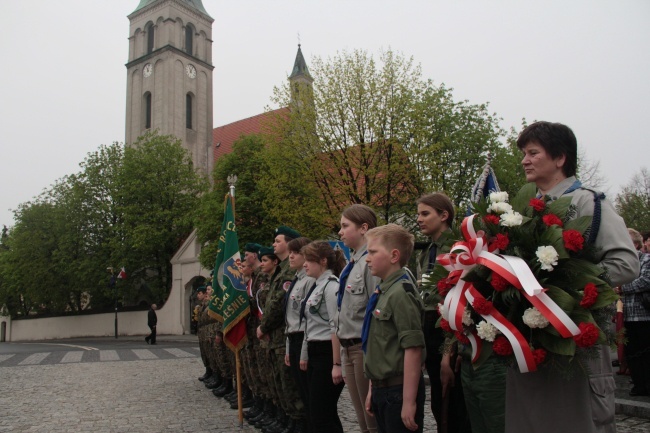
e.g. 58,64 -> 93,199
483,214 -> 501,225
440,318 -> 452,333
529,198 -> 546,212
472,297 -> 493,315
532,348 -> 547,365
491,272 -> 509,292
492,336 -> 514,356
563,230 -> 584,252
455,331 -> 470,344
573,322 -> 599,348
437,279 -> 453,296
579,283 -> 599,308
490,233 -> 510,251
542,214 -> 563,227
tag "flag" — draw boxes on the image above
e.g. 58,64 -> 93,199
117,267 -> 127,280
468,154 -> 501,214
207,194 -> 250,351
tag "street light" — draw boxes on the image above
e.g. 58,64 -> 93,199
107,267 -> 118,339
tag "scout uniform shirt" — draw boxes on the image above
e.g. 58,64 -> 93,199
260,258 -> 297,349
285,269 -> 316,355
303,270 -> 339,351
364,268 -> 426,382
335,244 -> 380,340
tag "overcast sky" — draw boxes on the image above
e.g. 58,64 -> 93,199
1,0 -> 648,228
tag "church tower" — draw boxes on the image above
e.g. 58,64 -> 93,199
125,0 -> 214,174
288,44 -> 313,108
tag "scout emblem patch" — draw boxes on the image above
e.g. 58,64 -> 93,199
283,281 -> 292,292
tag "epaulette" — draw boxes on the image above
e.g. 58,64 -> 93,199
328,276 -> 338,282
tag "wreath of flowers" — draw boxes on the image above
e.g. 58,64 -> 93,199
422,184 -> 618,375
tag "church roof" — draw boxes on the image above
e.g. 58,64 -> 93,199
213,108 -> 289,161
289,45 -> 311,80
133,0 -> 212,18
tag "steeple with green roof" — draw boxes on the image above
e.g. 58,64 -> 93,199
133,0 -> 212,18
289,44 -> 312,82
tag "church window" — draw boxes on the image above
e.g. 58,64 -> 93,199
144,92 -> 152,129
186,93 -> 193,129
146,23 -> 155,54
185,25 -> 193,55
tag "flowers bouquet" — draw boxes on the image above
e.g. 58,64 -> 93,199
423,184 -> 618,375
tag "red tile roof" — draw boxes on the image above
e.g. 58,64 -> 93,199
213,108 -> 289,161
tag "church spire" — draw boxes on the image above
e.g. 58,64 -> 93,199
133,0 -> 212,18
289,44 -> 312,82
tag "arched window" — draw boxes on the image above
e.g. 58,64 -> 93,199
185,25 -> 193,55
186,93 -> 193,129
146,23 -> 155,54
144,92 -> 152,129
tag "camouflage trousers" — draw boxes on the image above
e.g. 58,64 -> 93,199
268,347 -> 305,420
255,341 -> 277,403
197,329 -> 210,368
242,318 -> 264,396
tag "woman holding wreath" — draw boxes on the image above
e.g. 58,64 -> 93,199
506,121 -> 639,433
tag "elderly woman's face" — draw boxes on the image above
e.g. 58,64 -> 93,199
521,141 -> 566,186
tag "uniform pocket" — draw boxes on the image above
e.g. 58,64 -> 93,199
588,374 -> 615,427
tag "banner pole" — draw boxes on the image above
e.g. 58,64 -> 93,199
236,349 -> 244,427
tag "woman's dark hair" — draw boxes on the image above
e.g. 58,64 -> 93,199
341,204 -> 378,229
301,241 -> 347,276
287,237 -> 312,253
417,192 -> 455,225
516,121 -> 577,178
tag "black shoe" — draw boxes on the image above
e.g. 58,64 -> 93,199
198,368 -> 213,382
150,342 -> 156,345
245,406 -> 262,419
629,387 -> 649,396
224,389 -> 238,402
205,377 -> 222,390
231,396 -> 255,410
213,381 -> 233,397
278,418 -> 295,433
248,411 -> 267,425
145,337 -> 150,344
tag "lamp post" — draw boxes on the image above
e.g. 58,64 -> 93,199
107,267 -> 118,339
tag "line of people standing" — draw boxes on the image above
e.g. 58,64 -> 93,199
193,121 -> 640,433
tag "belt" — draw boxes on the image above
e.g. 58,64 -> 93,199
287,332 -> 304,343
372,376 -> 404,388
339,338 -> 362,348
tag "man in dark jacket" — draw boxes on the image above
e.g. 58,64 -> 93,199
145,304 -> 158,345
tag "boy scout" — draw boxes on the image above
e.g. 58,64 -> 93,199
362,224 -> 426,433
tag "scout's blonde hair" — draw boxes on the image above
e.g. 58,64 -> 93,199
365,224 -> 414,267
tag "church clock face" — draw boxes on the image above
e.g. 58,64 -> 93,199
143,63 -> 153,77
185,64 -> 197,79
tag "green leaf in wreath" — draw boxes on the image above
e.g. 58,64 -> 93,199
590,288 -> 619,310
547,196 -> 573,220
544,284 -> 578,313
536,330 -> 576,356
564,216 -> 592,236
511,183 -> 538,213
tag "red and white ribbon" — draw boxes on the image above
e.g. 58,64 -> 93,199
436,214 -> 580,373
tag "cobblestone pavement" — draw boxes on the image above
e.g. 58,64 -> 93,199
0,355 -> 648,432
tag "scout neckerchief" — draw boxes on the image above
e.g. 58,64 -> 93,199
299,281 -> 318,325
337,250 -> 368,310
361,273 -> 410,353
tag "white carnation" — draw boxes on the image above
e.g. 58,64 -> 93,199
438,303 -> 449,320
488,201 -> 513,214
462,308 -> 474,326
522,307 -> 549,329
489,191 -> 509,204
476,321 -> 499,342
536,245 -> 559,271
421,273 -> 432,284
500,211 -> 523,227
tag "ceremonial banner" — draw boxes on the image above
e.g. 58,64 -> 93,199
207,194 -> 250,351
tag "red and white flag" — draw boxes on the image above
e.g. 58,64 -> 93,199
117,267 -> 127,280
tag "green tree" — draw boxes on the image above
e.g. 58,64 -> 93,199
616,167 -> 650,233
119,131 -> 207,303
266,49 -> 515,230
196,134 -> 280,269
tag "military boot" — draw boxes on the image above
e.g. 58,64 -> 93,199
262,408 -> 287,433
198,367 -> 213,382
230,386 -> 255,409
212,379 -> 233,397
278,417 -> 296,433
204,374 -> 221,389
244,396 -> 264,419
253,401 -> 276,428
